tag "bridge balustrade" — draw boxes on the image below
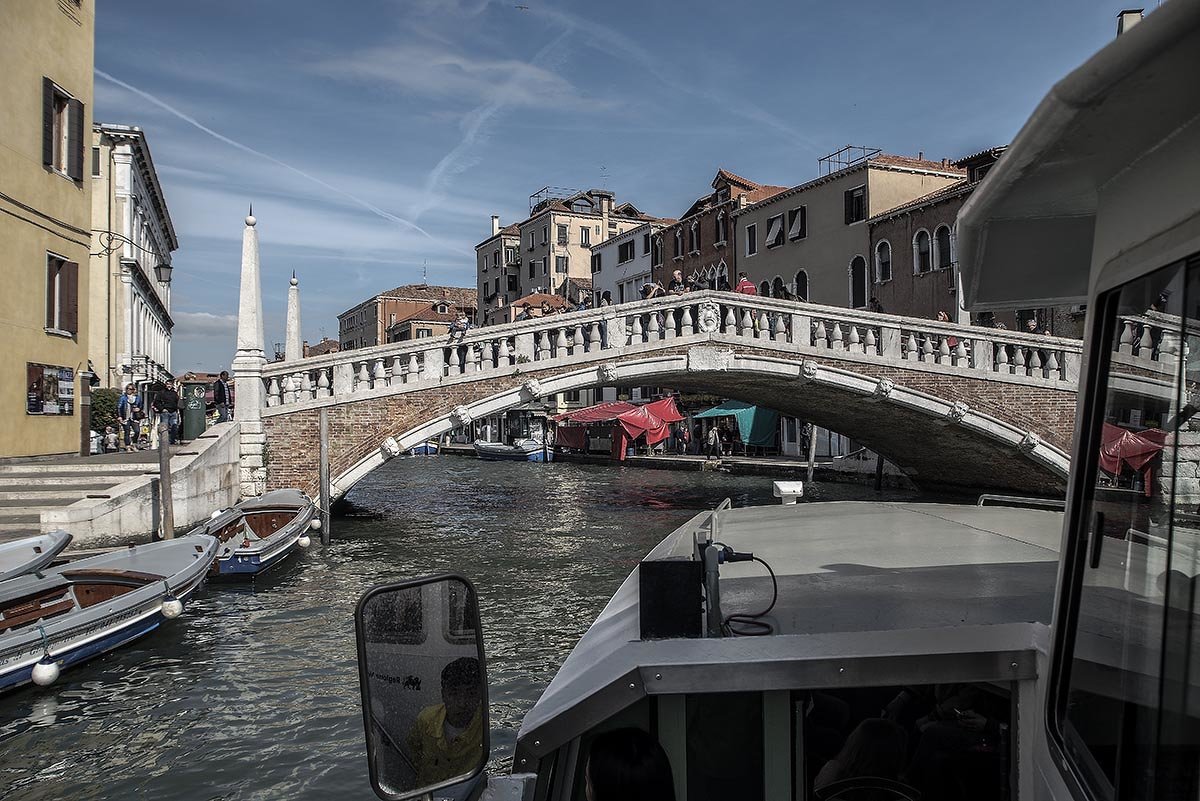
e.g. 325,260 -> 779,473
258,291 -> 1168,411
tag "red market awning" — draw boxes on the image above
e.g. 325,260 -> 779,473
555,397 -> 685,450
1099,423 -> 1168,496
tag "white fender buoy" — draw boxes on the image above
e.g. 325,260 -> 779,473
31,659 -> 60,687
210,510 -> 222,520
161,596 -> 184,619
309,518 -> 322,531
297,535 -> 312,548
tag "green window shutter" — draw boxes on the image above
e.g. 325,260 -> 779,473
66,99 -> 84,181
42,77 -> 55,166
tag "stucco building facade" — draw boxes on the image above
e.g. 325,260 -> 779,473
338,284 -> 476,350
89,124 -> 178,389
732,151 -> 964,308
476,217 -> 521,327
0,0 -> 96,456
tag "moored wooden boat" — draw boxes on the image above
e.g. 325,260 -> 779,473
472,438 -> 553,462
0,530 -> 72,583
407,440 -> 439,456
0,535 -> 219,693
197,489 -> 317,579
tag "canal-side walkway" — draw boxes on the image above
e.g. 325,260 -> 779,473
0,422 -> 241,545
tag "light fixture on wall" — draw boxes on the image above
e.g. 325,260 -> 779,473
91,229 -> 172,283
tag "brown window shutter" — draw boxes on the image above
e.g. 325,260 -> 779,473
46,260 -> 56,328
66,99 -> 84,181
61,261 -> 78,334
42,78 -> 55,167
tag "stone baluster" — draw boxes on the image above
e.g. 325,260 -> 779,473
406,354 -> 420,383
289,373 -> 302,403
864,327 -> 877,355
680,305 -> 695,335
352,361 -> 367,390
332,362 -> 354,395
831,323 -> 846,350
373,358 -> 387,387
1013,346 -> 1027,376
631,315 -> 644,344
1117,319 -> 1136,355
994,342 -> 1008,374
953,339 -> 967,367
317,368 -> 331,398
847,325 -> 862,353
663,308 -> 677,340
904,331 -> 919,361
937,336 -> 951,365
723,306 -> 736,333
773,313 -> 788,341
570,322 -> 583,353
1045,349 -> 1060,379
448,346 -> 462,375
813,320 -> 828,348
266,376 -> 280,407
1028,347 -> 1043,377
1160,329 -> 1180,362
920,334 -> 934,362
497,337 -> 512,366
536,331 -> 551,361
387,356 -> 403,385
590,320 -> 603,350
646,312 -> 660,342
756,310 -> 771,340
471,343 -> 484,373
738,308 -> 753,337
298,370 -> 313,400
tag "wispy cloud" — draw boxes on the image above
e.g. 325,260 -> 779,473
94,69 -> 438,242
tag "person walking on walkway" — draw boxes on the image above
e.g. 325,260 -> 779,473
705,425 -> 721,460
153,378 -> 181,445
117,383 -> 141,451
213,371 -> 234,423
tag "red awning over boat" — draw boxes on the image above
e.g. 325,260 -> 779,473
1099,423 -> 1168,496
554,397 -> 685,447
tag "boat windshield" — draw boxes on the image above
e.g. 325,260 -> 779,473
1053,254 -> 1200,799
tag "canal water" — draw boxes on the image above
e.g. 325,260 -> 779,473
0,459 -> 926,799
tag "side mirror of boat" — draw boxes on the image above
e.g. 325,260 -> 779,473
356,574 -> 490,801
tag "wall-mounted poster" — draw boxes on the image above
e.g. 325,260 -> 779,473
26,363 -> 74,415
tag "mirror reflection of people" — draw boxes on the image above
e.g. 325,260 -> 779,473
585,727 -> 675,801
814,718 -> 907,792
407,657 -> 484,787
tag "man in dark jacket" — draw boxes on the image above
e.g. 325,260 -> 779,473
213,371 -> 233,422
153,378 -> 181,445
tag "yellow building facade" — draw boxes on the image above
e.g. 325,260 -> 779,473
0,0 -> 96,456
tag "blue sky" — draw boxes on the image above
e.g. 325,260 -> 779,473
94,0 -> 1126,372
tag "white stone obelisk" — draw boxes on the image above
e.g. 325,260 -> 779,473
284,272 -> 302,361
231,210 -> 267,498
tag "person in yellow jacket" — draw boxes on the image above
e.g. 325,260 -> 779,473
406,657 -> 484,787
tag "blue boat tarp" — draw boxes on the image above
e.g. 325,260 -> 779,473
694,401 -> 779,447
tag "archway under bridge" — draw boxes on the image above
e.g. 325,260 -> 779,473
261,346 -> 1072,502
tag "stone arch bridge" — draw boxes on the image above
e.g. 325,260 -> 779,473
242,290 -> 1137,501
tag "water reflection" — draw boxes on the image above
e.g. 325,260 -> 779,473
0,459 -> 921,799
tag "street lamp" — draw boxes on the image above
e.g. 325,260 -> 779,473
91,229 -> 172,283
154,262 -> 173,284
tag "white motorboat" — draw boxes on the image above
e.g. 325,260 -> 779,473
0,530 -> 72,583
472,438 -> 553,462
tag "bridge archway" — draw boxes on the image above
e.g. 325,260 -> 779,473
321,347 -> 1069,501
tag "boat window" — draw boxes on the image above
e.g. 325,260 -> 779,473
686,692 -> 764,801
444,580 -> 476,644
800,683 -> 1012,801
1051,254 -> 1200,800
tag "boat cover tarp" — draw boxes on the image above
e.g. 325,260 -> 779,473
554,398 -> 685,459
1100,423 -> 1167,496
694,401 -> 779,447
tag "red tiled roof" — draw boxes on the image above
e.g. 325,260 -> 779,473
512,292 -> 572,309
378,284 -> 477,308
713,168 -> 762,190
305,338 -> 340,356
869,154 -> 966,175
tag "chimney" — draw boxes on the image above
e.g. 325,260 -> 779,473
918,150 -> 924,161
490,215 -> 500,236
1117,9 -> 1143,36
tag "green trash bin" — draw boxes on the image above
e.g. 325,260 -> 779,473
181,381 -> 208,442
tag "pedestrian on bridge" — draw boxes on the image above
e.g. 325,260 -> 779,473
213,371 -> 233,423
734,272 -> 757,296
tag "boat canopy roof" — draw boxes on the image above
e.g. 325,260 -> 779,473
694,400 -> 779,446
957,1 -> 1200,310
516,501 -> 1063,761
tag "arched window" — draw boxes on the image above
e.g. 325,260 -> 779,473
849,256 -> 868,308
717,261 -> 729,289
688,222 -> 699,253
759,280 -> 771,297
674,228 -> 683,257
772,276 -> 786,298
794,270 -> 809,301
715,211 -> 727,244
914,230 -> 932,274
935,225 -> 953,270
875,240 -> 892,283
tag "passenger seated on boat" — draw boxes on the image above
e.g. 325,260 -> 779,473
584,727 -> 675,801
898,684 -> 1009,801
406,657 -> 484,787
813,718 -> 908,794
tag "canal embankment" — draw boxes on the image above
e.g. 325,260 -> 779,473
0,422 -> 240,545
436,442 -> 915,489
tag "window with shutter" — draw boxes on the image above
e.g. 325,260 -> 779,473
44,255 -> 78,335
765,215 -> 784,249
745,224 -> 758,256
788,207 -> 807,240
42,78 -> 55,167
844,186 -> 866,224
66,99 -> 84,181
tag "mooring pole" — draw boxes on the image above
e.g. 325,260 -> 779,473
158,423 -> 175,539
541,416 -> 548,462
805,423 -> 817,484
319,406 -> 331,546
874,453 -> 885,492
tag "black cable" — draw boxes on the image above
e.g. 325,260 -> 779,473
722,556 -> 778,636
